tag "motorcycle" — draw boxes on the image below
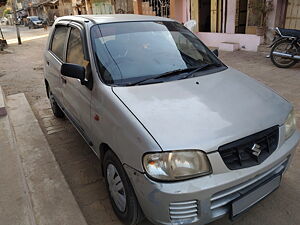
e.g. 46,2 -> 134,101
269,27 -> 300,68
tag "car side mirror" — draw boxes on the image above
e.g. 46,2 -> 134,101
212,49 -> 219,57
61,63 -> 85,82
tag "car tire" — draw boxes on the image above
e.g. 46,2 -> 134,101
103,150 -> 144,225
48,87 -> 64,118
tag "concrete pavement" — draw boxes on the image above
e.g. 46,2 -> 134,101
0,85 -> 88,225
0,88 -> 34,225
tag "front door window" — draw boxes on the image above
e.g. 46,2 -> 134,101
66,28 -> 85,66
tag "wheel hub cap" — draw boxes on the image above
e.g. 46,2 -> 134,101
106,164 -> 126,212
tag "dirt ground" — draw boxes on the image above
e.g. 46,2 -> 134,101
0,26 -> 300,225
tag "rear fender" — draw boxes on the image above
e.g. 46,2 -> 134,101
269,37 -> 288,48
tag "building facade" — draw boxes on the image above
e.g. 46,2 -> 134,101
136,0 -> 300,52
180,0 -> 300,51
71,0 -> 93,15
15,0 -> 300,51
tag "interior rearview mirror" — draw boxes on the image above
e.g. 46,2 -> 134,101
61,63 -> 85,81
212,49 -> 219,57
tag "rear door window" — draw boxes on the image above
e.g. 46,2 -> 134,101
50,26 -> 69,60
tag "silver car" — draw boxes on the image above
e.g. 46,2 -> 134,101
44,15 -> 300,225
27,16 -> 44,29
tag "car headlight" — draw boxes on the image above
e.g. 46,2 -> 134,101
143,150 -> 212,181
285,109 -> 296,140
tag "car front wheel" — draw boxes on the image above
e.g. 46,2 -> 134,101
103,150 -> 144,225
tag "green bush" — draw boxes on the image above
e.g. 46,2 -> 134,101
3,7 -> 10,16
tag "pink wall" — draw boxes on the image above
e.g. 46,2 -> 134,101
172,0 -> 188,23
197,32 -> 263,51
226,0 -> 236,33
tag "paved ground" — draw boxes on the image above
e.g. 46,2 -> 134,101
0,25 -> 300,225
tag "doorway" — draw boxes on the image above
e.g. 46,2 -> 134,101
199,0 -> 211,32
236,0 -> 248,34
198,0 -> 223,32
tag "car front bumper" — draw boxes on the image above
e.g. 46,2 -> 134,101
33,24 -> 43,28
125,130 -> 300,225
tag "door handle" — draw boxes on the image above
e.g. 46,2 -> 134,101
46,61 -> 49,66
61,76 -> 67,84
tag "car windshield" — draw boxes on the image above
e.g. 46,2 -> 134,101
91,21 -> 224,86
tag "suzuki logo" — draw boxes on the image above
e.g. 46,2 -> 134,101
251,144 -> 261,157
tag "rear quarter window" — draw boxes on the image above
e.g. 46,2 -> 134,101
50,26 -> 69,60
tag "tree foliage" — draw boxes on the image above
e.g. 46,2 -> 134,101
0,0 -> 7,7
3,8 -> 10,16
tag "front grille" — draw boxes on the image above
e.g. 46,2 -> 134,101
219,126 -> 279,170
210,158 -> 288,219
169,200 -> 198,221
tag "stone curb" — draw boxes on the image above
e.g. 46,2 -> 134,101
5,92 -> 88,225
0,85 -> 7,116
0,90 -> 35,225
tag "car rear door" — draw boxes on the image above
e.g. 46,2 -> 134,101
61,22 -> 92,144
45,21 -> 69,106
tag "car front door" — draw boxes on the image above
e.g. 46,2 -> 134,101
61,23 -> 92,143
45,22 -> 69,106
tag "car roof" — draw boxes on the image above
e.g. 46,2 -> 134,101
57,14 -> 174,24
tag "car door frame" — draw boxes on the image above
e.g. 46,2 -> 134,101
60,21 -> 95,149
46,20 -> 70,108
60,20 -> 92,89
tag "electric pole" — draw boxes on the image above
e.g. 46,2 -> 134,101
12,0 -> 21,45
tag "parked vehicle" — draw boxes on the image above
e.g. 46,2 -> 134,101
44,15 -> 300,225
27,16 -> 43,29
270,27 -> 300,68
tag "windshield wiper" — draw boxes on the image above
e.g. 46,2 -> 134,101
126,63 -> 222,86
128,67 -> 198,86
179,63 -> 222,80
